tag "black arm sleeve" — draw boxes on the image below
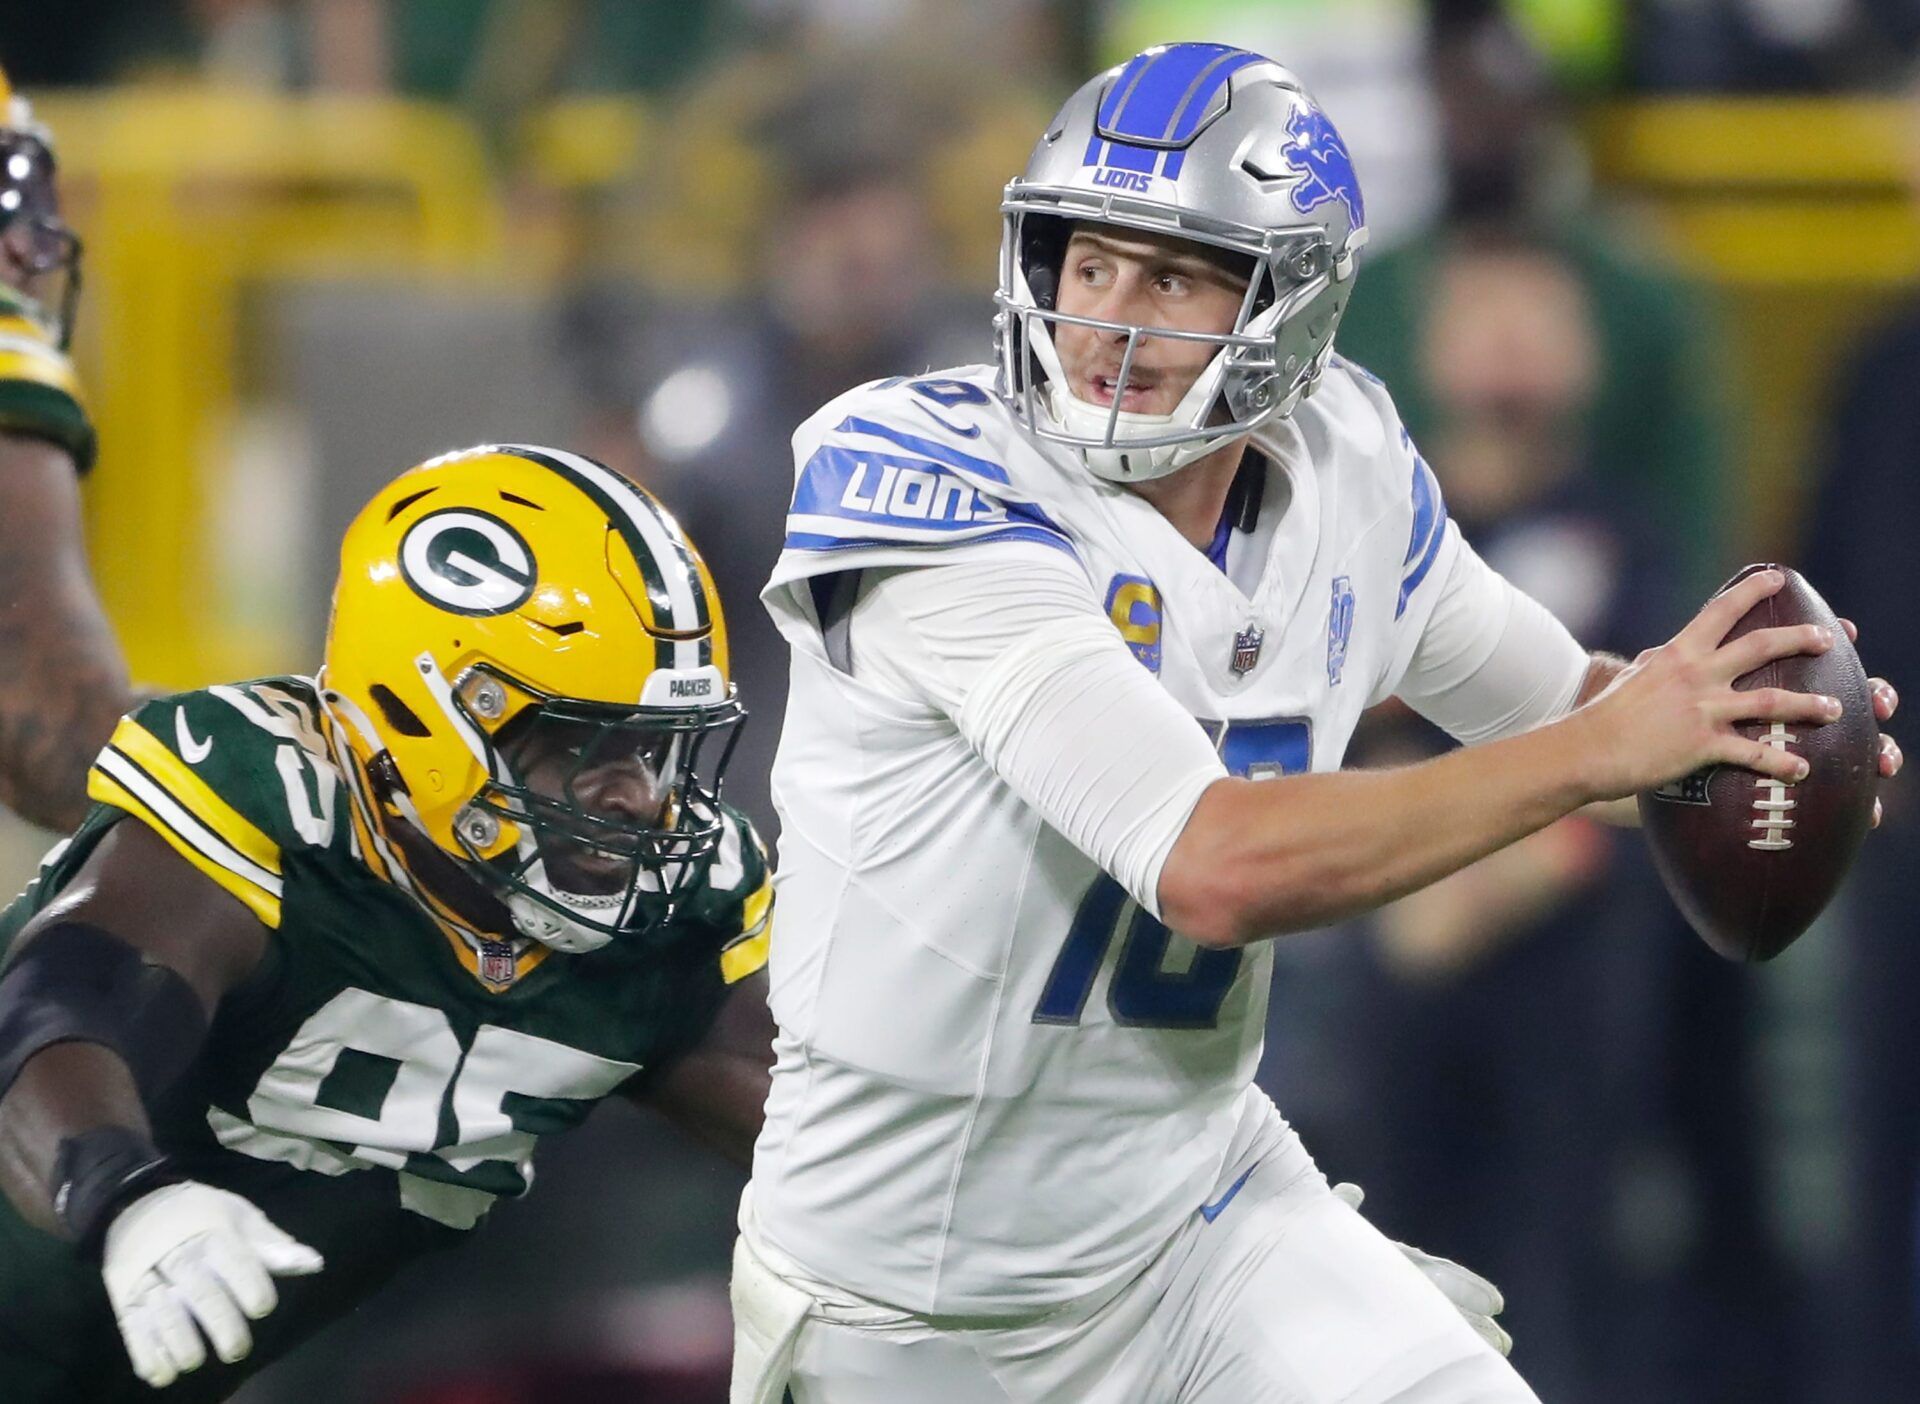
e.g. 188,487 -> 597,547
0,921 -> 208,1105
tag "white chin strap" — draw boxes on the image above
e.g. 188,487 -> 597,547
508,889 -> 611,954
505,831 -> 666,954
1039,380 -> 1239,483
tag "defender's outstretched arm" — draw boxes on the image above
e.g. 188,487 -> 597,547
0,820 -> 263,1225
0,820 -> 317,1389
0,433 -> 136,832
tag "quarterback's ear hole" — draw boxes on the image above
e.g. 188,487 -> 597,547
385,487 -> 436,521
370,684 -> 433,738
498,491 -> 544,510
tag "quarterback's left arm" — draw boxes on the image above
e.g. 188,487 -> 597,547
1568,654 -> 1637,826
1388,543 -> 1638,828
627,970 -> 774,1168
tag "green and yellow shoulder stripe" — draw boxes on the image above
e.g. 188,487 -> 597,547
721,873 -> 772,985
85,680 -> 343,929
711,808 -> 773,986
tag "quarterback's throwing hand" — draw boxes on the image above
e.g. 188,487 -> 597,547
102,1181 -> 324,1389
1573,569 -> 1840,798
1331,1182 -> 1512,1357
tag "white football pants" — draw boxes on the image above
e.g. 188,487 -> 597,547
731,1147 -> 1541,1404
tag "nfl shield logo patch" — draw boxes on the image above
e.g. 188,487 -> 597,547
479,940 -> 518,987
1230,624 -> 1265,677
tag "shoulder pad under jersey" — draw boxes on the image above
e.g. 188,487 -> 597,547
781,367 -> 1076,566
86,677 -> 346,929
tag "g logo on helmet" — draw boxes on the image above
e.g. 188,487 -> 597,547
399,509 -> 537,616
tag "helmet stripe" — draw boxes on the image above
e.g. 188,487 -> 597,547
500,445 -> 710,672
1099,141 -> 1158,175
1088,45 -> 1265,180
1097,51 -> 1155,129
1160,51 -> 1264,178
1085,48 -> 1157,168
1105,43 -> 1239,144
1165,50 -> 1261,143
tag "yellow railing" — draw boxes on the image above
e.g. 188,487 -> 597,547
37,87 -> 504,687
1593,98 -> 1920,282
1593,98 -> 1920,549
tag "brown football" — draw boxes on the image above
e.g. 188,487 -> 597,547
1638,564 -> 1879,962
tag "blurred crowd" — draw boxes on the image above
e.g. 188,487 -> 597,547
14,0 -> 1920,95
3,1 -> 1920,1401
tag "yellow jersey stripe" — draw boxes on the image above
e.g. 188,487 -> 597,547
0,333 -> 80,396
739,877 -> 773,939
720,880 -> 773,985
87,770 -> 284,929
91,747 -> 282,894
720,926 -> 770,985
107,719 -> 282,878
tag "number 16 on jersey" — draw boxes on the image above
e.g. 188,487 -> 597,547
1033,718 -> 1310,1031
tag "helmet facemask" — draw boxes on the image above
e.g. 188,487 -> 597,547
994,46 -> 1369,484
0,126 -> 81,349
442,664 -> 744,954
996,205 -> 1346,483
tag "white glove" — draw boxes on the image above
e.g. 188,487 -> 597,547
1331,1182 -> 1512,1357
101,1180 -> 325,1389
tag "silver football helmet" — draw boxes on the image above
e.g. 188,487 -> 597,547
995,44 -> 1368,483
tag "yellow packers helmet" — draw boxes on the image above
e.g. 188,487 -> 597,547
319,443 -> 742,954
0,63 -> 82,349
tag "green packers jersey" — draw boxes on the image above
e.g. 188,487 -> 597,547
0,677 -> 771,1401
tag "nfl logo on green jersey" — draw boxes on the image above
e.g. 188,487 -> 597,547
478,939 -> 516,987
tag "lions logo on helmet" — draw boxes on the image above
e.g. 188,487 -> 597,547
320,444 -> 742,959
995,43 -> 1367,483
1283,102 -> 1364,228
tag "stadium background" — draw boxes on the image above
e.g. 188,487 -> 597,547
2,1 -> 1918,1400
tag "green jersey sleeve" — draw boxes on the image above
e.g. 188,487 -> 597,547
702,803 -> 773,987
85,678 -> 347,930
609,805 -> 772,1089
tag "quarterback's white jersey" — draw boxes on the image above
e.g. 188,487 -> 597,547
754,360 -> 1526,1317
